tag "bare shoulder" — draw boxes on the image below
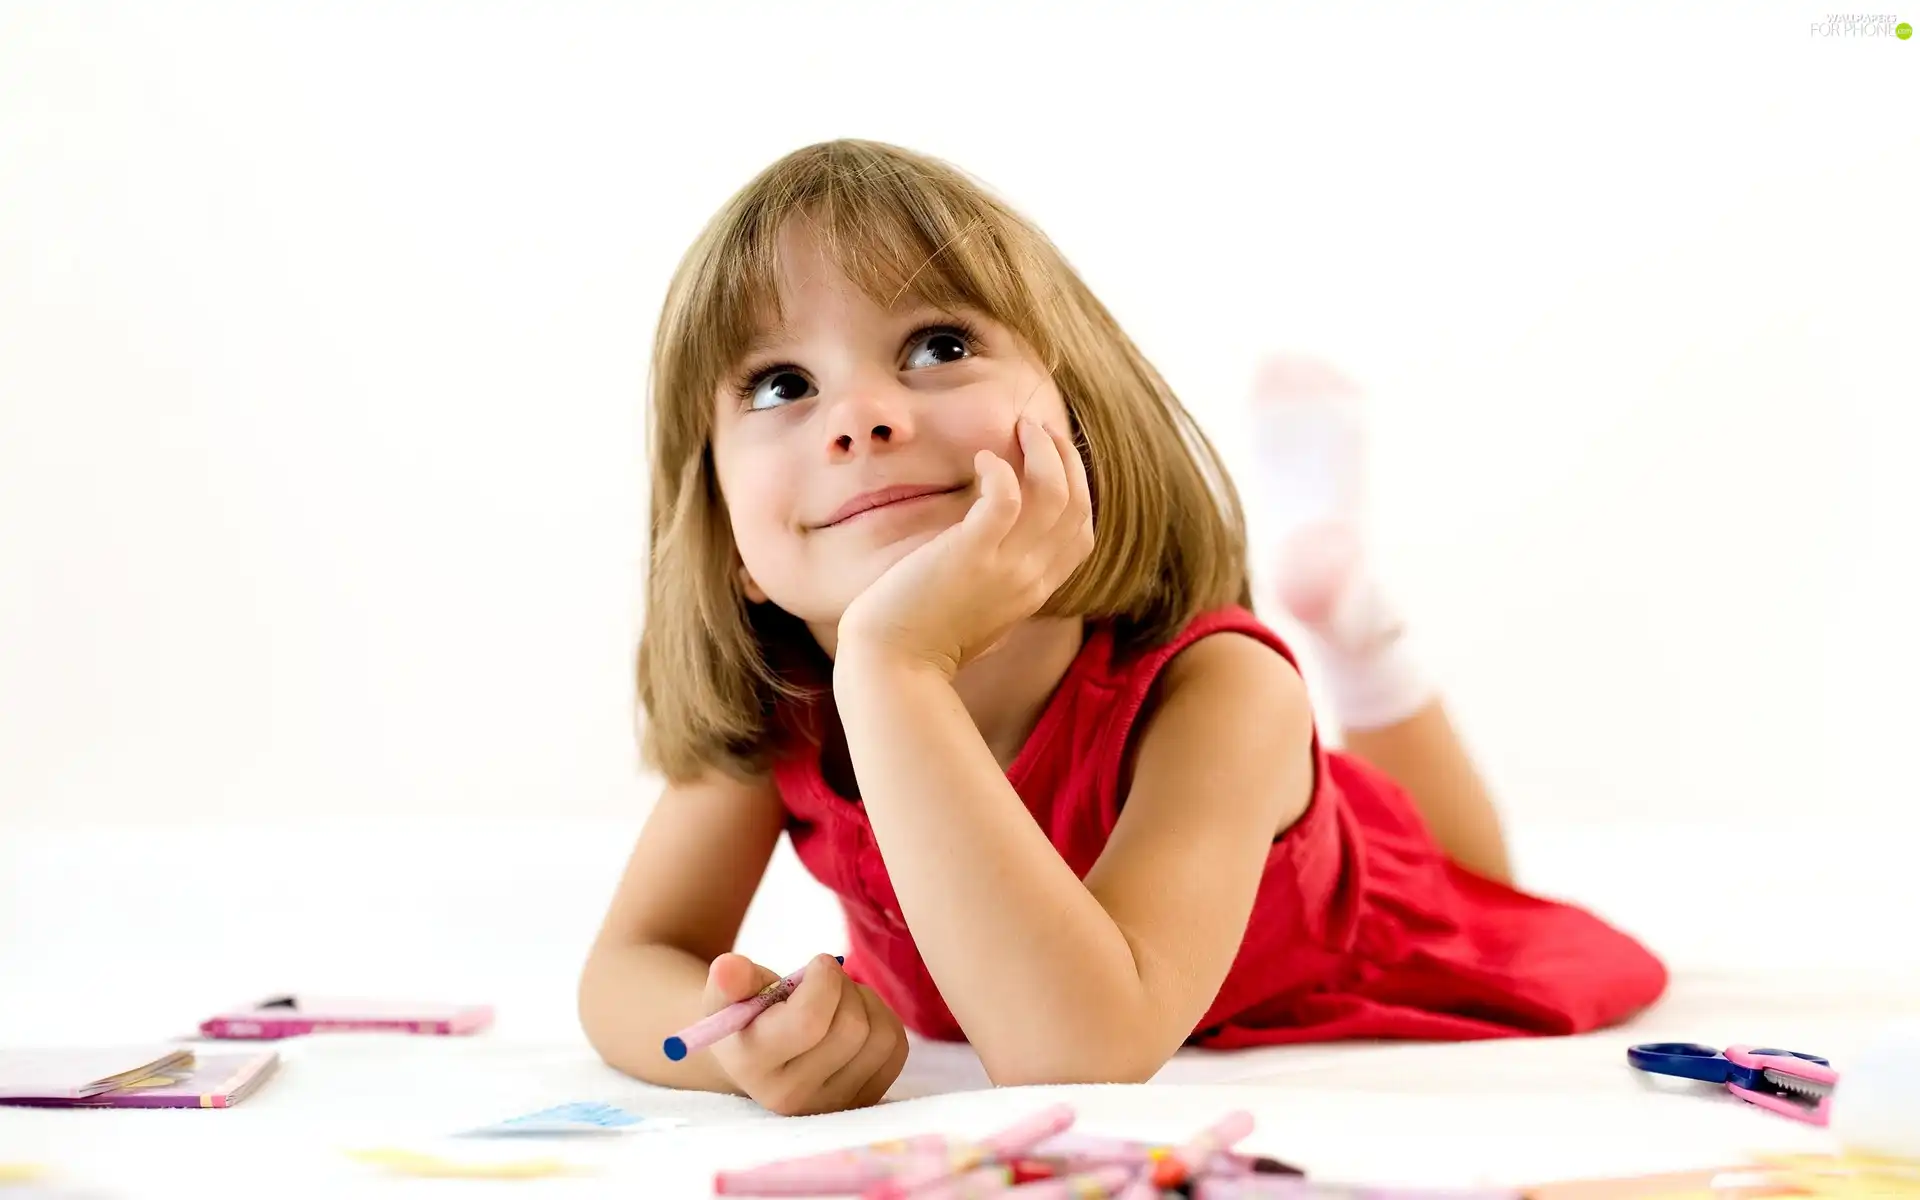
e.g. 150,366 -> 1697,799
1126,630 -> 1315,834
1160,630 -> 1310,705
1145,630 -> 1314,754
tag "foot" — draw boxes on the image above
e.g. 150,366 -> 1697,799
1274,521 -> 1403,655
1248,355 -> 1430,730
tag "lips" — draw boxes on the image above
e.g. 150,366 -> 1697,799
815,482 -> 967,528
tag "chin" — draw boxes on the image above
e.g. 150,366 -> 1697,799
865,525 -> 945,572
806,529 -> 946,617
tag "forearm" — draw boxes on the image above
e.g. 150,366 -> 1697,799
578,942 -> 743,1094
833,648 -> 1160,1084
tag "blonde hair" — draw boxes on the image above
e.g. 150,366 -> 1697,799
638,139 -> 1251,783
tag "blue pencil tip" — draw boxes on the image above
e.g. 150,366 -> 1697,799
662,1037 -> 687,1061
835,955 -> 845,964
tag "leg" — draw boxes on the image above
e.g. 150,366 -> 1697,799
1343,702 -> 1512,884
1249,356 -> 1514,884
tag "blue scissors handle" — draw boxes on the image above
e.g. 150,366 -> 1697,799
1629,1042 -> 1734,1083
1628,1042 -> 1832,1086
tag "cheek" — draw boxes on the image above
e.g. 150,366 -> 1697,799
932,404 -> 1018,461
713,445 -> 799,565
1016,375 -> 1073,433
935,378 -> 1071,459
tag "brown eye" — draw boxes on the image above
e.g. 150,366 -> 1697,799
904,327 -> 975,369
747,370 -> 815,411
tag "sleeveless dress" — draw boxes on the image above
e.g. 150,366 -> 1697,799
771,605 -> 1668,1047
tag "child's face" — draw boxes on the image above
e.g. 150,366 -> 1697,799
710,222 -> 1071,632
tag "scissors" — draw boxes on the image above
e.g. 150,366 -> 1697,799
1628,1042 -> 1837,1125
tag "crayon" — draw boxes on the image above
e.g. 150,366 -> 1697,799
715,1135 -> 946,1195
913,1165 -> 1015,1199
1004,1153 -> 1293,1185
865,1105 -> 1079,1199
1114,1171 -> 1160,1200
1004,1165 -> 1135,1197
1150,1111 -> 1257,1190
980,1104 -> 1080,1157
1023,1134 -> 1299,1176
663,956 -> 842,1061
863,1150 -> 997,1200
1190,1182 -> 1312,1200
1195,1183 -> 1521,1199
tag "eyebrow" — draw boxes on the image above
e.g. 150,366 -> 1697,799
737,321 -> 796,364
735,304 -> 977,369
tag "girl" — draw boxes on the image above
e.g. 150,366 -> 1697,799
580,139 -> 1666,1116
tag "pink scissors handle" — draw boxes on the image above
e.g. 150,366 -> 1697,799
1724,1045 -> 1837,1126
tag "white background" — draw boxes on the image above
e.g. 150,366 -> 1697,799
3,0 -> 1917,840
5,14 -> 1920,1194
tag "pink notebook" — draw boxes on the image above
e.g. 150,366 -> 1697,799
198,995 -> 493,1039
6,1051 -> 279,1109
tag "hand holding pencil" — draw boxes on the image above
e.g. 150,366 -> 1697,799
679,953 -> 909,1117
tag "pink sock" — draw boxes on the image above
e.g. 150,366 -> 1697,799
1248,356 -> 1433,732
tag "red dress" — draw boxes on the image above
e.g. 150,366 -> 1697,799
771,606 -> 1667,1047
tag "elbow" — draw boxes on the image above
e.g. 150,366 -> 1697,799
979,1039 -> 1168,1089
974,980 -> 1180,1088
575,951 -> 615,1063
576,945 -> 640,1079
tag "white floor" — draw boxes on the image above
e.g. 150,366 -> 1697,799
3,819 -> 1917,1198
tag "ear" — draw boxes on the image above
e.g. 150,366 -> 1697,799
737,563 -> 768,605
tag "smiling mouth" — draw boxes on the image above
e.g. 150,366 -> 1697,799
816,484 -> 968,528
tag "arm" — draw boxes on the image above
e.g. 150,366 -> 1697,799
833,630 -> 1314,1085
577,767 -> 787,1094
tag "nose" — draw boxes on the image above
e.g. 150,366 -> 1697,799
822,385 -> 914,460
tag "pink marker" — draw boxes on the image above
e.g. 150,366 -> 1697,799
715,1135 -> 946,1195
663,957 -> 840,1061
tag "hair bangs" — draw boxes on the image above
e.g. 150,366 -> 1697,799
685,148 -> 1053,409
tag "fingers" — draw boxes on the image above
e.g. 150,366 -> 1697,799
707,957 -> 907,1115
757,963 -> 874,1115
1018,417 -> 1073,522
956,447 -> 1023,551
731,953 -> 845,1069
1002,418 -> 1093,587
702,953 -> 782,1010
1046,422 -> 1096,574
945,415 -> 1092,636
1055,423 -> 1093,535
840,985 -> 910,1109
998,418 -> 1068,558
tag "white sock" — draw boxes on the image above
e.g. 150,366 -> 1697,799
1248,355 -> 1433,732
